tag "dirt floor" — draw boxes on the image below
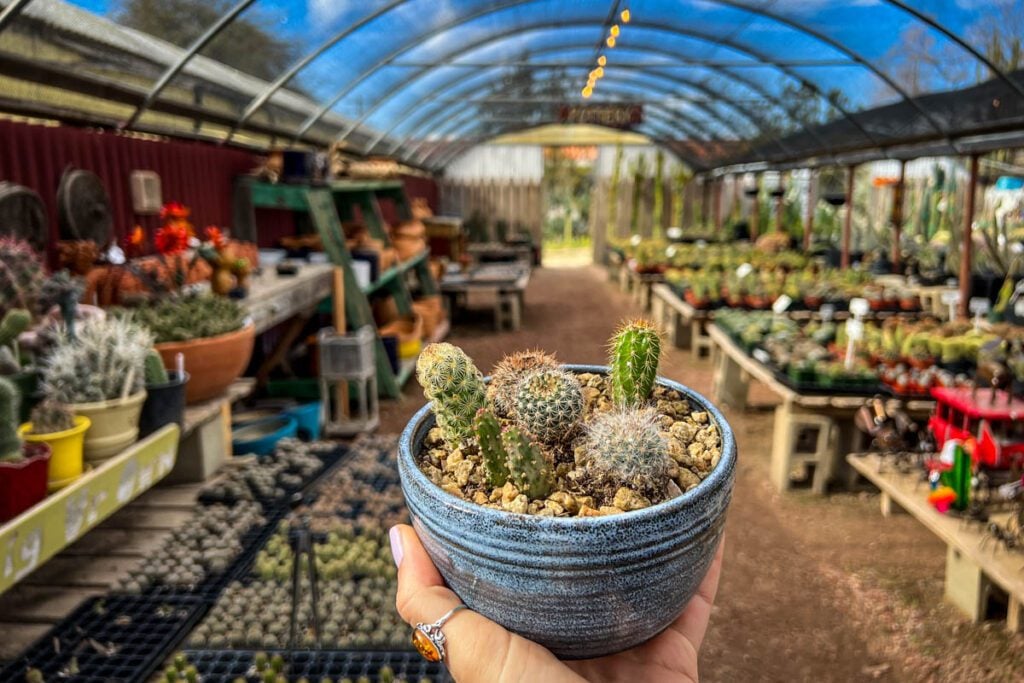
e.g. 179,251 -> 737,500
380,265 -> 1024,683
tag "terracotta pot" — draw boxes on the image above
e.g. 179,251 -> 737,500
156,323 -> 255,404
0,443 -> 51,522
393,235 -> 426,262
412,295 -> 444,339
72,391 -> 147,464
899,298 -> 919,311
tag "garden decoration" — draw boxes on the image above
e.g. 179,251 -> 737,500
0,376 -> 51,521
399,319 -> 735,658
197,225 -> 252,296
18,398 -> 90,490
41,316 -> 150,462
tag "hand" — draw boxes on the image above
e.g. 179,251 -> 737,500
391,524 -> 724,683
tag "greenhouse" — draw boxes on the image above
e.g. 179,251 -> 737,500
1,0 -> 1024,681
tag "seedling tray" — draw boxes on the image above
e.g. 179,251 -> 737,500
182,649 -> 450,682
0,595 -> 204,683
770,367 -> 885,397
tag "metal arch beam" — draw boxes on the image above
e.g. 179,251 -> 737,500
124,0 -> 258,130
383,20 -> 874,157
365,40 -> 833,156
0,0 -> 33,35
883,0 -> 1024,99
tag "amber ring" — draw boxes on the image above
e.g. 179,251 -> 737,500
412,604 -> 468,662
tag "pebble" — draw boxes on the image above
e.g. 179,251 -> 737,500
441,483 -> 463,498
500,481 -> 520,504
599,505 -> 625,516
547,491 -> 578,514
677,468 -> 701,491
613,487 -> 651,511
503,494 -> 529,514
665,480 -> 684,499
426,428 -> 445,447
473,491 -> 489,505
453,460 -> 474,487
544,500 -> 566,516
578,504 -> 602,517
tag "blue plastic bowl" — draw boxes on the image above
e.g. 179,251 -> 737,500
398,365 -> 736,659
232,415 -> 298,456
286,402 -> 323,441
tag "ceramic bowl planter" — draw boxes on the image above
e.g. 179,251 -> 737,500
0,443 -> 51,522
139,371 -> 190,439
399,364 -> 736,659
72,391 -> 147,464
231,415 -> 298,456
18,416 -> 90,491
156,324 -> 254,404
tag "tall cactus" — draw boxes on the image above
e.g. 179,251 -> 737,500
0,376 -> 23,461
486,349 -> 559,418
0,309 -> 30,348
474,409 -> 509,487
416,343 -> 486,448
503,427 -> 553,500
513,369 -> 583,445
609,319 -> 662,407
0,237 -> 45,320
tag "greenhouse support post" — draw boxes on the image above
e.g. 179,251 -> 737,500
701,176 -> 711,228
891,160 -> 906,273
803,169 -> 815,252
774,171 -> 785,233
750,173 -> 761,240
959,154 -> 980,319
841,165 -> 856,269
714,178 -> 723,233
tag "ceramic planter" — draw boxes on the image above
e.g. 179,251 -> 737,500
231,415 -> 298,456
72,390 -> 147,464
139,371 -> 190,439
18,416 -> 90,491
0,443 -> 51,522
156,323 -> 255,404
398,365 -> 736,659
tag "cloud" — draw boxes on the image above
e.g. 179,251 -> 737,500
308,0 -> 346,25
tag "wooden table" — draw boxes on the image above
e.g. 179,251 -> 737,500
441,264 -> 531,331
622,268 -> 665,312
848,453 -> 1024,632
651,284 -> 713,359
707,324 -> 933,494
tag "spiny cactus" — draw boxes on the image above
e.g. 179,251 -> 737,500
145,350 -> 170,386
0,376 -> 23,461
582,408 -> 671,502
486,349 -> 559,417
474,408 -> 509,486
29,399 -> 75,435
42,316 -> 152,404
503,427 -> 553,500
609,319 -> 662,407
36,270 -> 84,332
416,343 -> 486,448
126,295 -> 246,343
513,369 -> 583,445
0,308 -> 30,347
0,237 -> 44,320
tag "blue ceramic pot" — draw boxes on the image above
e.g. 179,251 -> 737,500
398,365 -> 736,659
232,415 -> 298,456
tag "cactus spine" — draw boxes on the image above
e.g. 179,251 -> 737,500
486,349 -> 559,418
29,399 -> 75,435
474,409 -> 509,487
609,319 -> 661,407
0,308 -> 30,347
503,427 -> 552,500
583,408 -> 670,502
416,343 -> 486,448
513,369 -> 583,445
145,350 -> 170,386
0,237 -> 44,320
0,376 -> 23,461
42,317 -> 152,404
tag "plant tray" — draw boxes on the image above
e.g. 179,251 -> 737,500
770,368 -> 885,397
181,649 -> 451,682
0,595 -> 204,683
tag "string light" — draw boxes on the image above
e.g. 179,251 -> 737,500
610,25 -> 620,37
595,67 -> 605,78
621,9 -> 631,23
606,36 -> 616,48
598,55 -> 607,66
582,86 -> 593,98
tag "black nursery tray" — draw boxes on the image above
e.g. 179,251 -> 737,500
770,367 -> 885,397
183,649 -> 451,682
0,595 -> 204,683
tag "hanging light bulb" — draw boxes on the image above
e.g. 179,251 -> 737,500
596,67 -> 605,78
598,55 -> 607,67
582,86 -> 593,98
610,25 -> 620,37
621,9 -> 631,23
606,36 -> 616,48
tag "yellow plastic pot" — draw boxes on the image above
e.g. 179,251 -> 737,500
18,416 -> 91,491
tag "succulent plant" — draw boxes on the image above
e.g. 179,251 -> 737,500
609,319 -> 662,407
513,369 -> 583,445
0,237 -> 44,320
503,427 -> 553,500
144,350 -> 170,386
416,343 -> 486,448
42,316 -> 152,404
474,408 -> 509,487
486,349 -> 559,417
124,294 -> 246,343
0,346 -> 19,375
582,408 -> 671,502
36,270 -> 84,322
0,377 -> 23,461
28,399 -> 75,435
0,309 -> 30,348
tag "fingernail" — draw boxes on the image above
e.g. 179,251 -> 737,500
389,526 -> 404,567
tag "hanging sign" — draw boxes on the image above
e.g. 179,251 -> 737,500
558,104 -> 643,128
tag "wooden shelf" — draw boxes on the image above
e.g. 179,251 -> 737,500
362,251 -> 429,296
329,179 -> 403,192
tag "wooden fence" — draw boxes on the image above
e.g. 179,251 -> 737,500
439,180 -> 544,242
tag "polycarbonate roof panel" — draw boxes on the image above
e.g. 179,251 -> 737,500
0,0 -> 1021,169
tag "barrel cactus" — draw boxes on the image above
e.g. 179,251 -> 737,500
0,376 -> 23,461
0,309 -> 30,348
513,369 -> 583,445
416,343 -> 486,448
0,237 -> 44,320
609,318 -> 662,407
486,349 -> 559,417
503,427 -> 553,500
28,399 -> 75,435
581,407 -> 671,502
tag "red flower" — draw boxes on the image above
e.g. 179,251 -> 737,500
160,202 -> 190,221
154,224 -> 189,255
204,226 -> 227,250
124,225 -> 146,257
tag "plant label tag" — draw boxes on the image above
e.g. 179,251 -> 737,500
772,295 -> 792,314
849,297 -> 869,317
846,319 -> 864,342
1015,299 -> 1024,318
752,349 -> 770,364
969,298 -> 990,316
736,263 -> 753,278
820,304 -> 835,322
941,290 -> 961,306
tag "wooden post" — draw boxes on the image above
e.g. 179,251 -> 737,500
891,160 -> 906,273
803,169 -> 816,252
701,176 -> 711,227
774,172 -> 786,233
750,174 -> 760,240
332,267 -> 348,418
959,154 -> 980,319
841,166 -> 855,269
713,178 -> 723,233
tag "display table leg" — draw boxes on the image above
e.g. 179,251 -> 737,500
713,354 -> 749,410
944,545 -> 989,623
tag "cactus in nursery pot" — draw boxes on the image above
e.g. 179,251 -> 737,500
503,427 -> 553,499
486,349 -> 559,417
0,237 -> 44,320
28,399 -> 75,436
416,343 -> 486,448
609,318 -> 662,407
0,377 -> 22,461
513,368 -> 583,445
145,350 -> 170,386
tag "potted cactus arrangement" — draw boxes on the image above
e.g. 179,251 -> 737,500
138,350 -> 190,438
41,316 -> 151,464
0,238 -> 46,421
128,295 -> 253,404
398,320 -> 735,658
0,377 -> 51,522
18,399 -> 90,491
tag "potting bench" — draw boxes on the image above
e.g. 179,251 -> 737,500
440,263 -> 531,331
707,324 -> 933,494
847,453 -> 1024,633
650,283 -> 713,359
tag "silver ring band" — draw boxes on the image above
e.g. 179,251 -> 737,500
413,604 -> 468,662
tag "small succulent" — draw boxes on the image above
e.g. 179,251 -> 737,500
609,319 -> 661,407
486,349 -> 559,417
28,399 -> 75,435
504,427 -> 553,500
124,294 -> 246,343
474,409 -> 509,487
0,237 -> 44,320
0,309 -> 30,348
144,350 -> 170,386
582,408 -> 671,503
0,377 -> 23,461
416,343 -> 486,448
513,369 -> 583,445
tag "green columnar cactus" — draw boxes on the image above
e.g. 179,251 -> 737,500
609,319 -> 662,407
513,369 -> 583,445
0,237 -> 44,320
474,408 -> 509,486
416,343 -> 486,448
503,427 -> 553,500
145,350 -> 170,386
0,308 -> 30,347
29,399 -> 75,435
0,376 -> 23,461
583,408 -> 670,501
486,349 -> 559,418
